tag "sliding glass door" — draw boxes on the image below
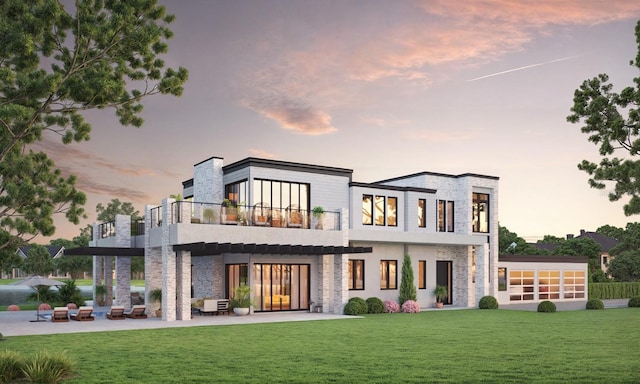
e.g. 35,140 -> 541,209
252,264 -> 310,312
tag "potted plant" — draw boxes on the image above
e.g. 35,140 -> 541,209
95,285 -> 107,306
230,284 -> 253,315
433,285 -> 448,308
312,206 -> 325,229
150,288 -> 162,317
221,199 -> 238,224
203,207 -> 216,224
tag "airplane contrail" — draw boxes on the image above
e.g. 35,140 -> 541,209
468,55 -> 581,82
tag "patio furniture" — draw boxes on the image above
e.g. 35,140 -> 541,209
70,306 -> 95,321
200,299 -> 218,315
217,299 -> 230,315
125,305 -> 148,319
51,307 -> 69,322
106,305 -> 126,320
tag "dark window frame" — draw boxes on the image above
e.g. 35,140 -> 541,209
380,260 -> 397,290
418,199 -> 426,228
349,259 -> 365,290
472,193 -> 490,233
362,194 -> 373,225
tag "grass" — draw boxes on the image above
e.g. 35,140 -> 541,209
2,308 -> 639,383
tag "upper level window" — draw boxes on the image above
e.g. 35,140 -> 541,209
472,193 -> 489,233
363,194 -> 397,227
418,199 -> 426,228
437,200 -> 454,232
252,179 -> 309,211
362,195 -> 373,225
225,180 -> 248,206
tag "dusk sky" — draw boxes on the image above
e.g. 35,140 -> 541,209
41,1 -> 640,243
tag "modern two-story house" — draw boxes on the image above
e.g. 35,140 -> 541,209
76,156 -> 585,321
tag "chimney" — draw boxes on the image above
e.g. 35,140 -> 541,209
566,234 -> 574,240
580,229 -> 586,235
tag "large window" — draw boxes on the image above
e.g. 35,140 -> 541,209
252,263 -> 310,311
509,270 -> 534,301
418,260 -> 426,289
539,270 -> 560,300
363,194 -> 397,227
349,260 -> 365,290
362,195 -> 373,225
498,267 -> 507,291
252,179 -> 309,211
563,271 -> 585,299
225,180 -> 248,206
437,200 -> 454,232
472,193 -> 489,233
380,260 -> 397,289
418,199 -> 426,228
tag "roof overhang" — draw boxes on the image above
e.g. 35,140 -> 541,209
173,242 -> 372,256
63,243 -> 372,257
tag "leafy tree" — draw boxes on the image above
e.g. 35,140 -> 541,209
607,250 -> 640,281
596,224 -> 625,240
23,244 -> 55,277
0,0 -> 187,266
550,237 -> 602,279
96,198 -> 142,222
25,285 -> 58,305
50,238 -> 91,279
498,225 -> 546,255
0,247 -> 23,276
567,20 -> 640,216
610,222 -> 640,254
538,235 -> 565,244
398,254 -> 417,305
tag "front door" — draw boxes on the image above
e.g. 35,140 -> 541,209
436,261 -> 453,305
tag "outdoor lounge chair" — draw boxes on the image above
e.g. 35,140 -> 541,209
106,305 -> 126,320
216,299 -> 230,315
200,299 -> 218,315
51,307 -> 69,322
70,306 -> 95,321
125,305 -> 147,319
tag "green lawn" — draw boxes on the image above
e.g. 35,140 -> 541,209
2,308 -> 639,383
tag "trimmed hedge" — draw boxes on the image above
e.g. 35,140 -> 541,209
589,282 -> 640,300
478,296 -> 499,309
629,297 -> 640,307
366,297 -> 385,314
344,297 -> 368,315
586,298 -> 604,310
537,301 -> 556,313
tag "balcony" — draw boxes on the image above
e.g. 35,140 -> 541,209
150,201 -> 341,231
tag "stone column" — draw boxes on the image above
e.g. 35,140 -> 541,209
213,255 -> 225,299
162,198 -> 176,321
319,255 -> 331,312
144,205 -> 162,316
192,256 -> 214,298
176,250 -> 192,320
114,214 -> 132,309
474,244 -> 489,306
92,222 -> 104,305
333,253 -> 349,314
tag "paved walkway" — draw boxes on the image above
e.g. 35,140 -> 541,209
1,300 -> 629,337
0,309 -> 358,337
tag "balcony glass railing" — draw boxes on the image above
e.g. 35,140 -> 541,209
168,201 -> 341,231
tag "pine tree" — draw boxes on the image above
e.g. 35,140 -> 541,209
399,254 -> 417,305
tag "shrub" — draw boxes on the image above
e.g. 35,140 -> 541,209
478,296 -> 499,309
537,300 -> 556,313
586,298 -> 604,310
66,303 -> 78,310
348,297 -> 368,314
365,297 -> 385,314
0,349 -> 25,384
384,300 -> 400,313
7,305 -> 20,311
401,300 -> 420,313
21,351 -> 75,384
629,297 -> 640,307
38,303 -> 52,311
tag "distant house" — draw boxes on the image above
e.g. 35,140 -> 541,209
4,245 -> 65,279
531,229 -> 619,273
